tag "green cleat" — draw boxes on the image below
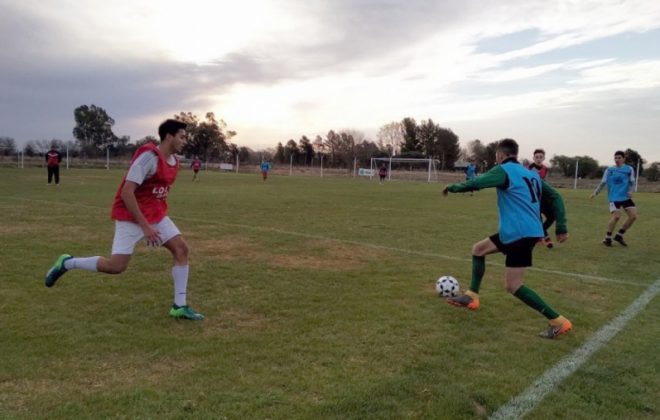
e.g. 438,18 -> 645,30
169,304 -> 205,320
45,254 -> 73,287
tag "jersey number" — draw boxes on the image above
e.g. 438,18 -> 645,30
522,177 -> 541,203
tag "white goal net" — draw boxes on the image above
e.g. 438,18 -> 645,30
369,157 -> 441,182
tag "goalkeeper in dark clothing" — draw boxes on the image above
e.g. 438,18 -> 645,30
46,145 -> 63,185
442,139 -> 571,339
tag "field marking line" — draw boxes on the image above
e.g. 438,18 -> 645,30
3,196 -> 647,287
489,278 -> 660,420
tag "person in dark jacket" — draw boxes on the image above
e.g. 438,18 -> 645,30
46,146 -> 63,185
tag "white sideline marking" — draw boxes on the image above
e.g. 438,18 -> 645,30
490,279 -> 660,420
3,196 -> 647,287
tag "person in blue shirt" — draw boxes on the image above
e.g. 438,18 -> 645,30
465,158 -> 477,181
590,150 -> 637,246
442,138 -> 572,339
260,160 -> 271,182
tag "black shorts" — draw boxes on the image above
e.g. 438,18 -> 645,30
609,199 -> 635,213
489,234 -> 538,268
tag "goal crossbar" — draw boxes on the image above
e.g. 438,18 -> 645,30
369,157 -> 440,182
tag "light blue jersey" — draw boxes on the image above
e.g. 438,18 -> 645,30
497,162 -> 544,243
596,165 -> 634,202
466,163 -> 476,180
260,162 -> 270,172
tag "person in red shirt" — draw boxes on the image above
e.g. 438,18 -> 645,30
527,148 -> 548,180
528,148 -> 553,248
44,119 -> 204,320
378,164 -> 388,183
191,155 -> 202,182
45,145 -> 63,185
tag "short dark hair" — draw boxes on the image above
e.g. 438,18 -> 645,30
614,150 -> 625,158
533,148 -> 545,156
497,138 -> 519,157
158,119 -> 187,141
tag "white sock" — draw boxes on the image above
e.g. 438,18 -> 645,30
172,265 -> 189,307
64,256 -> 99,272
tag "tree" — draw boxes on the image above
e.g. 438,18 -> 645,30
238,146 -> 252,163
273,142 -> 286,163
400,117 -> 420,153
377,122 -> 403,156
484,141 -> 498,169
0,137 -> 16,156
174,112 -> 235,161
73,104 -> 116,156
284,139 -> 299,163
23,142 -> 36,157
550,155 -> 600,178
624,148 -> 644,176
435,126 -> 460,169
298,136 -> 315,166
415,119 -> 460,168
355,140 -> 383,166
324,130 -> 342,166
644,162 -> 660,181
467,139 -> 489,164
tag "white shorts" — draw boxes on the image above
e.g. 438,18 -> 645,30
111,216 -> 181,255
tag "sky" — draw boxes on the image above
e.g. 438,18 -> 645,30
1,0 -> 659,165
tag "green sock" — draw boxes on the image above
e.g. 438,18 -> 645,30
470,256 -> 485,293
513,285 -> 559,320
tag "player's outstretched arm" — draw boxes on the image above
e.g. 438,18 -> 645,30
445,165 -> 507,195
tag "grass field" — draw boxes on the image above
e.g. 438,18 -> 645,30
1,167 -> 658,419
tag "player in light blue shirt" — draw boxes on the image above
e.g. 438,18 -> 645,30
260,160 -> 271,182
465,159 -> 477,181
590,150 -> 637,246
443,138 -> 572,339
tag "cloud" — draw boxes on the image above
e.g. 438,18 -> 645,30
1,0 -> 660,164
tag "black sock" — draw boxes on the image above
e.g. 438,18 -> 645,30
618,229 -> 626,235
606,231 -> 612,238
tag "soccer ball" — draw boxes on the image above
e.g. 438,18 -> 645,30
435,275 -> 460,297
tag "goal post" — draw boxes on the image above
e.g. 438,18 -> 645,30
369,157 -> 441,182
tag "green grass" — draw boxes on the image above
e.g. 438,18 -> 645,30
1,167 -> 658,419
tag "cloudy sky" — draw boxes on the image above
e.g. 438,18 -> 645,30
1,0 -> 659,164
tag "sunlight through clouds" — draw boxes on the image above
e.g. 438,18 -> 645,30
1,0 -> 660,162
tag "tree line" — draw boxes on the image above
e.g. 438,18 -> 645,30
0,104 -> 658,180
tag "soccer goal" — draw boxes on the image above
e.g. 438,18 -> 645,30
369,157 -> 441,182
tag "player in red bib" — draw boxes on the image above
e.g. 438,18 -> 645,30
191,155 -> 202,182
44,119 -> 204,320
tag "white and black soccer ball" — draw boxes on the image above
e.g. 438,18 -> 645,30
435,275 -> 460,297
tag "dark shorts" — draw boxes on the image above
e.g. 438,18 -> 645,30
489,233 -> 538,268
609,199 -> 635,213
193,169 -> 199,173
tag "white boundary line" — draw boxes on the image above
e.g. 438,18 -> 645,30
2,196 -> 648,287
490,278 -> 660,420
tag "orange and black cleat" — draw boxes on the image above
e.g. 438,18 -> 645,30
539,319 -> 573,339
447,294 -> 480,310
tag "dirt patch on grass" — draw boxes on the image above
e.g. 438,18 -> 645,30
196,307 -> 273,337
192,236 -> 389,271
0,356 -> 196,414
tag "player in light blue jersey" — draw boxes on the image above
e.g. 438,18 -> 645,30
465,158 -> 477,181
442,139 -> 572,339
590,150 -> 637,246
260,160 -> 271,182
